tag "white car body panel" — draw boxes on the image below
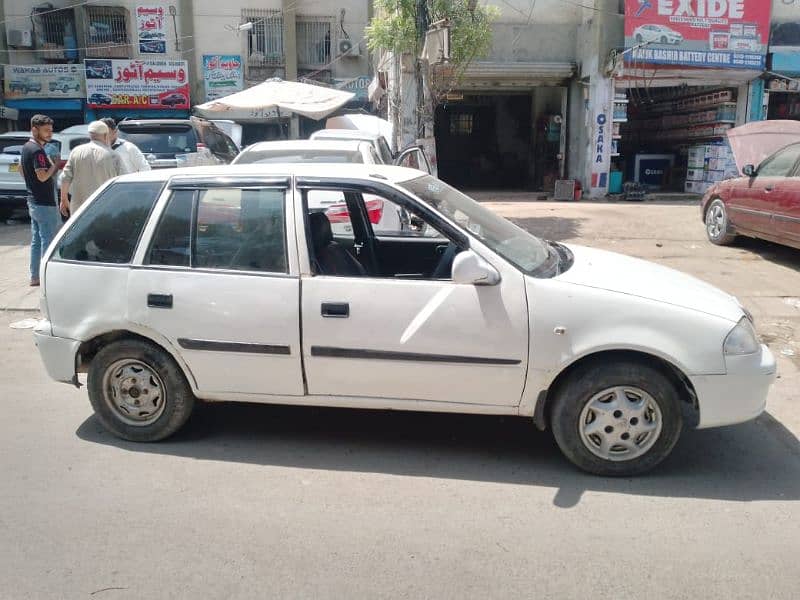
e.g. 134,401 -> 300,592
35,164 -> 775,432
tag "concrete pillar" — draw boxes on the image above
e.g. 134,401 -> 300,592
282,0 -> 299,138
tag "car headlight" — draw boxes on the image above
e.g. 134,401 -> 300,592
724,317 -> 760,355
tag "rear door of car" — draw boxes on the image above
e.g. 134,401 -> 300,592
127,175 -> 305,398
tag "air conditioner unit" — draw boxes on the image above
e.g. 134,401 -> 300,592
8,29 -> 34,48
338,38 -> 359,57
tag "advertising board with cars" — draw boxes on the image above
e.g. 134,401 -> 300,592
624,0 -> 771,69
4,64 -> 84,99
202,54 -> 243,101
85,59 -> 189,109
136,5 -> 167,54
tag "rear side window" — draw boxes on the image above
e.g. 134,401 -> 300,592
55,181 -> 162,264
147,187 -> 287,273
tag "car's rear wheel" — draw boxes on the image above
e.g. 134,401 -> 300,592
705,198 -> 737,245
88,339 -> 195,442
550,360 -> 683,476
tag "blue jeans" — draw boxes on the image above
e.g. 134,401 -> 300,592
27,199 -> 61,280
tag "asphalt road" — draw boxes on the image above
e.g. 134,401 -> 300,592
1,199 -> 799,599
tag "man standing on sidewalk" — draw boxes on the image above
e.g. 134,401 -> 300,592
60,120 -> 122,218
100,118 -> 150,174
21,114 -> 61,287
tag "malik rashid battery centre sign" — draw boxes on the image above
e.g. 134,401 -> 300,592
624,0 -> 771,69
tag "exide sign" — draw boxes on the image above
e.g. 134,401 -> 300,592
655,0 -> 744,19
624,0 -> 770,69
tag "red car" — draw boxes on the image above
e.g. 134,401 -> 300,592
702,121 -> 800,251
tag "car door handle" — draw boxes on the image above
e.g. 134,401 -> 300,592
764,186 -> 774,192
321,302 -> 349,318
147,293 -> 173,309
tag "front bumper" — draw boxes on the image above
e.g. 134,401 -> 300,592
33,321 -> 80,384
690,344 -> 776,428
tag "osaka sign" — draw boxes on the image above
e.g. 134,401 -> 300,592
624,0 -> 771,69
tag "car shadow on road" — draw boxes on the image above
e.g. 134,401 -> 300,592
509,216 -> 583,242
76,402 -> 800,507
735,237 -> 800,272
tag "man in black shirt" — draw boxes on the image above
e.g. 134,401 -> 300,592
21,114 -> 61,286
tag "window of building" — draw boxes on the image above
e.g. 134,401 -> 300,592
243,8 -> 284,71
450,113 -> 473,136
32,6 -> 79,62
84,5 -> 130,58
296,17 -> 334,68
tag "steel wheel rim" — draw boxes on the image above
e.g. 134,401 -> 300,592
102,359 -> 167,427
579,386 -> 663,462
706,204 -> 725,240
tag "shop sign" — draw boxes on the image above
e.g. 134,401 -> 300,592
333,76 -> 371,101
592,113 -> 609,189
0,105 -> 20,120
136,5 -> 167,54
4,64 -> 84,99
624,0 -> 771,69
85,59 -> 190,110
203,54 -> 243,101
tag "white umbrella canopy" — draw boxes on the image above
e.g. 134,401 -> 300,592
194,78 -> 355,121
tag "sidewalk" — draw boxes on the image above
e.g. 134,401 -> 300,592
0,222 -> 40,312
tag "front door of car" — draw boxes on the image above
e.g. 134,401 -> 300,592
772,172 -> 800,245
127,178 -> 305,397
394,145 -> 432,174
296,179 -> 529,407
730,144 -> 800,234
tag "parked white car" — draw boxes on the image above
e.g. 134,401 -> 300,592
633,24 -> 683,45
34,164 -> 775,476
311,128 -> 432,173
233,139 -> 405,235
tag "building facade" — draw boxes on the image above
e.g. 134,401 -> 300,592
1,0 -> 372,142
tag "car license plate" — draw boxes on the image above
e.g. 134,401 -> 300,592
8,163 -> 19,173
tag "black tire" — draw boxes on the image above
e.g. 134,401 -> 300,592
635,34 -> 643,43
705,198 -> 737,245
550,360 -> 683,476
87,339 -> 195,442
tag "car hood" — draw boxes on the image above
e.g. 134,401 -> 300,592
556,244 -> 744,322
726,120 -> 800,173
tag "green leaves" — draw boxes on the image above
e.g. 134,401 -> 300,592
366,0 -> 498,62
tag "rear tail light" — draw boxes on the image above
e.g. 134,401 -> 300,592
196,142 -> 207,150
57,159 -> 67,169
324,204 -> 350,223
365,198 -> 384,225
324,199 -> 385,225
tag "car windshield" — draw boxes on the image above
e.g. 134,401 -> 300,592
400,175 -> 551,274
0,137 -> 30,153
118,126 -> 197,155
235,149 -> 363,165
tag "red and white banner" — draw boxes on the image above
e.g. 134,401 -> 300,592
624,0 -> 771,69
85,59 -> 189,109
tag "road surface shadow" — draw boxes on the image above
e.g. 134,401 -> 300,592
734,237 -> 800,272
509,216 -> 583,242
77,403 -> 800,507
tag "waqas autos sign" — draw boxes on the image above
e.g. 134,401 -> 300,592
85,59 -> 190,109
624,0 -> 771,69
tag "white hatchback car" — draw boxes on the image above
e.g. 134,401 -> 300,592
34,164 -> 775,476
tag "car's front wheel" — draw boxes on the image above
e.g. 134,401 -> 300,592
550,360 -> 683,476
87,339 -> 195,442
705,198 -> 737,245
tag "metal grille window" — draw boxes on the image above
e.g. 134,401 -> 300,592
450,113 -> 473,136
84,5 -> 131,58
32,6 -> 79,61
243,9 -> 284,67
296,17 -> 334,68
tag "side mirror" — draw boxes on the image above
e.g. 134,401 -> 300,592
451,250 -> 500,286
742,164 -> 756,177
